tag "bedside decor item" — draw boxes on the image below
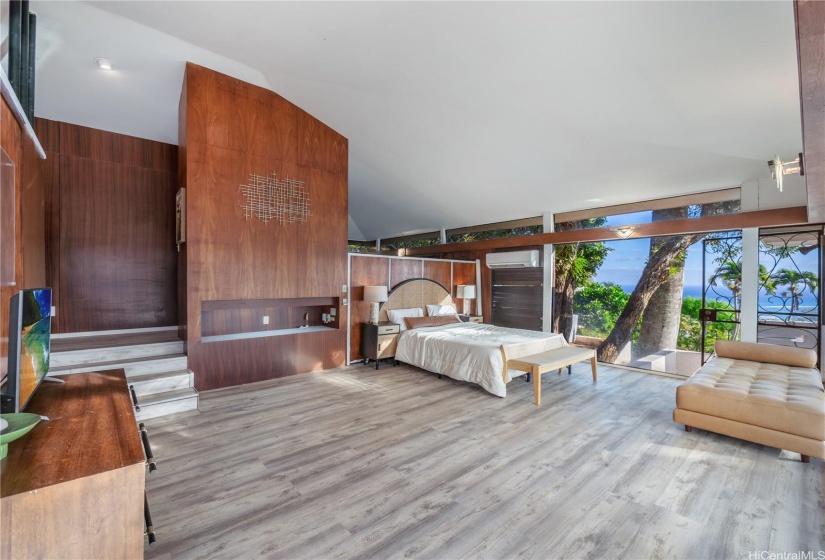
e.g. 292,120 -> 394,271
364,285 -> 388,324
456,285 -> 476,315
239,171 -> 310,225
0,413 -> 40,459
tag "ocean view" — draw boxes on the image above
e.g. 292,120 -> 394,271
617,284 -> 819,315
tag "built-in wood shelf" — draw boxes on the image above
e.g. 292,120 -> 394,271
201,325 -> 337,343
200,297 -> 341,338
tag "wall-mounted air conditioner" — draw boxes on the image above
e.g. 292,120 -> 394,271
485,250 -> 540,269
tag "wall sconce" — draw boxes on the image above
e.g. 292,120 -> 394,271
456,285 -> 476,315
363,285 -> 388,325
768,153 -> 804,192
610,225 -> 638,239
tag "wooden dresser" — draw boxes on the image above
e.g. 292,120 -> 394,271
1,370 -> 146,559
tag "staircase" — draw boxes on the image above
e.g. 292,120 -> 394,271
50,328 -> 198,421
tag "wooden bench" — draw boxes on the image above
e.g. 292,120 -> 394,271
502,343 -> 597,406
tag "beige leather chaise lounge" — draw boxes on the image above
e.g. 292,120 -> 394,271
673,340 -> 825,462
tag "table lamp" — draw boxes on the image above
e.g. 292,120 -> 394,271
363,285 -> 388,324
457,285 -> 476,315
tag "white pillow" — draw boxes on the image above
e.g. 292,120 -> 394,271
426,304 -> 458,317
387,307 -> 423,331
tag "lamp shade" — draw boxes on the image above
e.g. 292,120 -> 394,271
363,285 -> 388,303
457,285 -> 476,299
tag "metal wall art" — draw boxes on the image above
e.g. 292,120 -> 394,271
239,172 -> 310,225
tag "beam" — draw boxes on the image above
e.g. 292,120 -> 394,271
796,0 -> 825,222
402,206 -> 809,256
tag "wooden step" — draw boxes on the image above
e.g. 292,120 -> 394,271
135,388 -> 199,421
128,369 -> 193,397
50,341 -> 184,369
49,353 -> 188,376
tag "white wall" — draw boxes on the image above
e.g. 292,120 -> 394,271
740,174 -> 807,212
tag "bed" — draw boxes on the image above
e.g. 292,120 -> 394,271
381,278 -> 565,397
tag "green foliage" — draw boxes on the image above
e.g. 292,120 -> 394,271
385,237 -> 441,249
771,268 -> 819,312
554,219 -> 611,287
574,282 -> 635,339
574,285 -> 737,355
447,225 -> 542,243
677,297 -> 736,353
348,243 -> 376,254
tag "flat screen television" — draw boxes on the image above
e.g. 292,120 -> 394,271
1,288 -> 52,413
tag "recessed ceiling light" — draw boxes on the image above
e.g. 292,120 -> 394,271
95,57 -> 114,71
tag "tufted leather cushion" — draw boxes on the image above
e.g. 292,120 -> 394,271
676,356 -> 825,441
715,340 -> 817,368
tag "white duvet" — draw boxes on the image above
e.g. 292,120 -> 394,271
395,322 -> 564,397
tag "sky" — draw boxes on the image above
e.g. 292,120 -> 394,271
589,211 -> 819,290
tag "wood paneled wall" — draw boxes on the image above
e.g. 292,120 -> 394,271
348,255 -> 477,361
795,0 -> 825,223
35,119 -> 178,333
1,95 -> 25,382
181,63 -> 348,391
409,247 -> 544,328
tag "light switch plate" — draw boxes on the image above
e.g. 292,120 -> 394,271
342,284 -> 348,293
262,315 -> 270,325
343,298 -> 348,305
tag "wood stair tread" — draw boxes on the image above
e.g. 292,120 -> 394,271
51,330 -> 182,352
138,388 -> 198,405
49,353 -> 187,373
128,369 -> 191,383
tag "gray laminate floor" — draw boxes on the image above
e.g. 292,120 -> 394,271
143,362 -> 824,560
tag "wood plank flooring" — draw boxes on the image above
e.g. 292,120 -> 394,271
143,363 -> 824,560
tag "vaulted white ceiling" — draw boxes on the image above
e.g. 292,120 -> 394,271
27,1 -> 802,240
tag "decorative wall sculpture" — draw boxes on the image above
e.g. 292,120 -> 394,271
239,172 -> 311,225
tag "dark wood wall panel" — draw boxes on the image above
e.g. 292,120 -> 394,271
1,96 -> 25,383
422,260 -> 451,291
32,119 -> 178,333
58,122 -> 177,173
390,259 -> 422,289
189,330 -> 346,391
452,261 -> 477,315
34,120 -> 60,311
795,0 -> 825,223
177,78 -> 189,343
348,255 -> 477,361
182,63 -> 348,390
21,125 -> 46,289
58,155 -> 177,331
349,256 -> 390,361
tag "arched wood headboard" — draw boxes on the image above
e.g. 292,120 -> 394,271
379,278 -> 456,321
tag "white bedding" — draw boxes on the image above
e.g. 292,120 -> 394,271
395,322 -> 564,397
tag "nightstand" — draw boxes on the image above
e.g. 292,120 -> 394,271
360,322 -> 400,369
459,315 -> 484,323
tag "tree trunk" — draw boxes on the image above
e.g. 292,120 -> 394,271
635,208 -> 689,358
553,242 -> 578,339
595,200 -> 738,363
635,268 -> 685,358
598,235 -> 700,363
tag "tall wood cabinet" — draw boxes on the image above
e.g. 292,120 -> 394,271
1,371 -> 147,559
